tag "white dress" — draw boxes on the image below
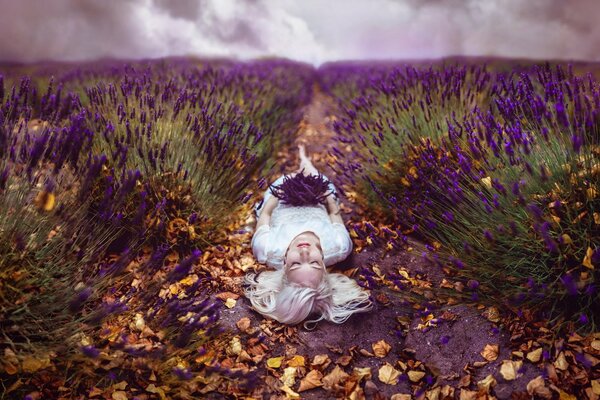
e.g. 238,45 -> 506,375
251,174 -> 353,270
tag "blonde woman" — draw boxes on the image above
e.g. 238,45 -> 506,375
243,145 -> 373,330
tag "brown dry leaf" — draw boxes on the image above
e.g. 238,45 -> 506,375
480,344 -> 499,361
554,352 -> 568,371
459,389 -> 478,400
499,360 -> 523,381
372,340 -> 392,358
526,376 -> 552,399
477,374 -> 497,393
21,355 -> 51,373
407,370 -> 425,382
591,379 -> 600,395
111,391 -> 128,400
312,354 -> 331,369
390,395 -> 411,400
287,355 -> 305,367
112,381 -> 128,390
236,317 -> 251,332
526,348 -> 543,363
215,291 -> 240,300
359,348 -> 374,357
322,365 -> 350,390
583,247 -> 595,269
558,390 -> 577,400
591,340 -> 600,351
280,385 -> 300,399
227,336 -> 242,356
336,355 -> 353,366
298,369 -> 323,392
458,374 -> 471,388
34,191 -> 56,211
378,363 -> 401,385
267,356 -> 284,369
146,384 -> 168,400
353,367 -> 372,382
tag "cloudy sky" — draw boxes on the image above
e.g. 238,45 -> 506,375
0,0 -> 598,65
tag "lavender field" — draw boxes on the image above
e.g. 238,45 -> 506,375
1,57 -> 599,399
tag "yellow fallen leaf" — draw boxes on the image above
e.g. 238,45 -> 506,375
353,367 -> 372,382
112,391 -> 127,400
267,356 -> 284,368
112,381 -> 128,390
499,360 -> 523,381
35,191 -> 55,211
224,298 -> 237,308
558,389 -> 577,400
526,348 -> 543,363
408,370 -> 425,382
527,376 -> 552,399
481,176 -> 492,188
390,394 -> 411,400
280,366 -> 297,387
561,234 -> 573,244
21,356 -> 51,373
280,385 -> 300,399
583,247 -> 595,269
591,379 -> 600,395
228,336 -> 241,356
378,363 -> 401,385
372,340 -> 392,358
298,369 -> 323,392
322,365 -> 350,390
554,352 -> 568,371
287,355 -> 305,367
236,317 -> 251,332
146,384 -> 167,400
459,389 -> 478,400
480,344 -> 499,361
477,374 -> 497,393
591,340 -> 600,351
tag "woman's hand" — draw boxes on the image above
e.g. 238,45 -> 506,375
256,196 -> 279,229
326,193 -> 343,224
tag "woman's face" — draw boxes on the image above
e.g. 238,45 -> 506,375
284,231 -> 325,288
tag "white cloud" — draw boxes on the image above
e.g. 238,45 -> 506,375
0,0 -> 598,65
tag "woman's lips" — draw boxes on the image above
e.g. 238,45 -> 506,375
297,242 -> 310,248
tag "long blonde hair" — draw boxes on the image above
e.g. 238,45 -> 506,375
242,268 -> 373,330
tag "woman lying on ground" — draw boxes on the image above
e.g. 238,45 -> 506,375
243,144 -> 373,330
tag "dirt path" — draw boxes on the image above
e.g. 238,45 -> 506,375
210,86 -> 537,399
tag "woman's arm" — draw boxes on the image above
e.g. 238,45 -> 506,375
326,194 -> 344,225
256,195 -> 279,229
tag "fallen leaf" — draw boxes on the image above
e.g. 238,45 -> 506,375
390,394 -> 411,400
146,384 -> 167,400
591,340 -> 600,351
298,369 -> 323,392
526,348 -> 543,363
583,247 -> 595,269
280,385 -> 300,399
215,291 -> 240,300
224,298 -> 237,308
35,191 -> 55,211
407,370 -> 425,382
477,374 -> 497,393
287,355 -> 305,367
111,391 -> 129,400
459,389 -> 478,400
554,352 -> 568,371
499,360 -> 523,381
280,366 -> 297,387
228,336 -> 242,356
372,340 -> 392,358
322,365 -> 350,390
236,317 -> 251,332
112,381 -> 128,390
311,354 -> 331,369
353,367 -> 372,382
21,356 -> 51,373
558,389 -> 577,400
336,355 -> 352,366
267,356 -> 284,369
378,363 -> 401,385
591,379 -> 600,395
527,376 -> 552,399
480,344 -> 499,361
